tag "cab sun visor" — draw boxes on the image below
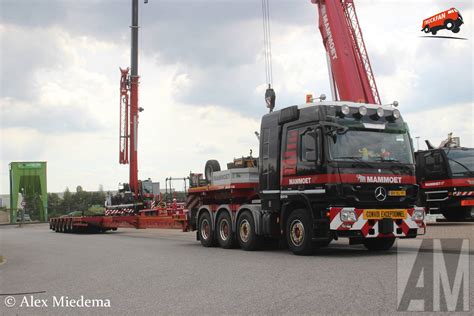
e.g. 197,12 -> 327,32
279,106 -> 299,124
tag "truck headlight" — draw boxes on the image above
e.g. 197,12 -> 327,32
412,208 -> 425,221
340,209 -> 357,222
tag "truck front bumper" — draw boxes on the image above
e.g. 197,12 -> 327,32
329,207 -> 426,238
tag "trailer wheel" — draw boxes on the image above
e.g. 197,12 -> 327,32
204,160 -> 221,181
363,237 -> 395,251
236,211 -> 261,251
216,212 -> 235,249
286,209 -> 315,256
198,212 -> 216,247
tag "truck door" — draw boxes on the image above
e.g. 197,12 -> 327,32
281,124 -> 323,187
418,150 -> 449,182
297,126 -> 322,176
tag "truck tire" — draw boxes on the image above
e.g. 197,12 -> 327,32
423,26 -> 430,33
204,160 -> 221,181
216,212 -> 235,249
198,212 -> 216,247
286,209 -> 315,256
444,20 -> 454,30
363,237 -> 395,251
431,29 -> 437,35
452,27 -> 460,33
442,207 -> 471,221
236,211 -> 262,251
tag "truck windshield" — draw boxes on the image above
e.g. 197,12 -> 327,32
445,148 -> 474,177
329,129 -> 413,164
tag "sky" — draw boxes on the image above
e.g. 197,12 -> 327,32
0,0 -> 473,194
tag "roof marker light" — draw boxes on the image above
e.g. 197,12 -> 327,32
392,109 -> 401,119
376,107 -> 384,118
341,105 -> 350,116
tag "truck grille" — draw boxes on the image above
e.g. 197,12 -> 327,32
425,190 -> 449,202
341,184 -> 416,205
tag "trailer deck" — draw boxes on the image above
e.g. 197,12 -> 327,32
49,206 -> 188,233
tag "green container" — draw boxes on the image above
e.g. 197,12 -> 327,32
9,162 -> 48,223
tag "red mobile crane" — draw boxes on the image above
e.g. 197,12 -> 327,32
50,0 -> 187,232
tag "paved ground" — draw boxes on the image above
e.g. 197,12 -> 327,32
0,223 -> 473,315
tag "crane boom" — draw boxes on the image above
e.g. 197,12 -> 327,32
119,0 -> 142,197
312,0 -> 381,104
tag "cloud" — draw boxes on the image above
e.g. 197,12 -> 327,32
404,102 -> 474,150
0,25 -> 67,100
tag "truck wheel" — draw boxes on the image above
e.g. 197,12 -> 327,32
452,27 -> 460,33
423,26 -> 430,33
236,211 -> 262,251
442,207 -> 471,221
363,237 -> 395,251
216,212 -> 235,249
444,20 -> 454,30
204,160 -> 221,181
198,212 -> 216,247
431,30 -> 437,35
286,209 -> 315,256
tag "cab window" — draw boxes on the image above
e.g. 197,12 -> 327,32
297,126 -> 321,174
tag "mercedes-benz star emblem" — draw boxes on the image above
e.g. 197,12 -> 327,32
375,186 -> 387,201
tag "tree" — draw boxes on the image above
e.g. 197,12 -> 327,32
62,187 -> 73,214
47,193 -> 62,217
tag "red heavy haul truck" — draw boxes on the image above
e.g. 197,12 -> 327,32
185,0 -> 426,255
421,7 -> 464,35
186,101 -> 426,255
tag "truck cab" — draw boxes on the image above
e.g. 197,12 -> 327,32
416,147 -> 474,220
257,101 -> 424,254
